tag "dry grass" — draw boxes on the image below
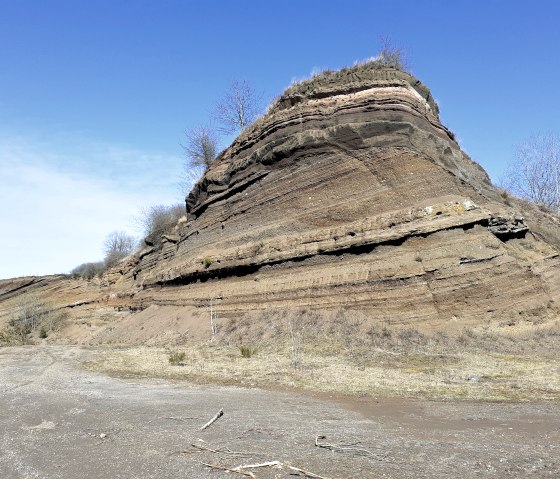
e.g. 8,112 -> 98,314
84,310 -> 560,402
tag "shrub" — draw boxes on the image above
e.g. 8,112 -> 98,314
203,257 -> 213,268
138,204 -> 185,247
168,351 -> 186,365
3,295 -> 47,344
70,261 -> 105,280
2,320 -> 32,344
39,326 -> 48,339
0,330 -> 11,345
398,327 -> 427,346
239,344 -> 258,358
2,294 -> 67,345
499,188 -> 512,206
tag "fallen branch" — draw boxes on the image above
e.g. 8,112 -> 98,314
190,443 -> 222,454
200,460 -> 331,479
233,461 -> 282,470
315,434 -> 382,459
200,462 -> 255,478
287,465 -> 332,479
187,443 -> 253,456
200,408 -> 224,431
161,416 -> 197,422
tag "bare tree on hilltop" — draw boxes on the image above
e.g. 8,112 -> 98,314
504,133 -> 560,214
214,80 -> 261,134
180,80 -> 261,191
377,36 -> 408,71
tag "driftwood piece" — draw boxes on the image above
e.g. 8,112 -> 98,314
200,408 -> 224,430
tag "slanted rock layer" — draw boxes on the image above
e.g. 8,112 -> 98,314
1,63 -> 559,343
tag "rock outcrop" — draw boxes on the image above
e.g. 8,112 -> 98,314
1,62 -> 559,343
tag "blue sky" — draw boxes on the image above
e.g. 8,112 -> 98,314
1,0 -> 559,278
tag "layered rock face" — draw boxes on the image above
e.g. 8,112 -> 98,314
1,63 -> 559,341
119,64 -> 559,325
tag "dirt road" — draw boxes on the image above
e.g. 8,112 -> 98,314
0,346 -> 558,478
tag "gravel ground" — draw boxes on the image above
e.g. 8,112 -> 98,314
0,346 -> 558,478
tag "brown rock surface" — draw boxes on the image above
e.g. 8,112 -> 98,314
1,62 -> 559,343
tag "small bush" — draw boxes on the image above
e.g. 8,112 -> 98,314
203,257 -> 213,268
138,204 -> 184,247
398,327 -> 427,346
168,351 -> 186,365
1,321 -> 32,345
0,330 -> 10,345
1,294 -> 67,345
239,345 -> 258,358
71,261 -> 105,280
499,188 -> 512,206
381,326 -> 392,339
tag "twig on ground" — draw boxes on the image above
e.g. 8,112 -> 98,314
233,461 -> 282,470
315,434 -> 384,459
200,459 -> 330,479
200,462 -> 255,478
161,416 -> 197,422
186,443 -> 253,456
200,408 -> 224,430
286,465 -> 332,479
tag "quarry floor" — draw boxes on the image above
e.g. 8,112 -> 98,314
0,346 -> 559,479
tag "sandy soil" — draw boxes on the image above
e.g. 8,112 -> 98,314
0,346 -> 559,478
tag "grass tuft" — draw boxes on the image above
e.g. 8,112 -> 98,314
168,351 -> 186,366
239,345 -> 258,358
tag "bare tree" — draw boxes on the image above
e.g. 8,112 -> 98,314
378,36 -> 408,71
103,231 -> 135,267
505,133 -> 560,213
183,125 -> 218,171
214,80 -> 261,134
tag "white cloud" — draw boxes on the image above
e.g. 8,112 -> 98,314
0,137 -> 185,279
